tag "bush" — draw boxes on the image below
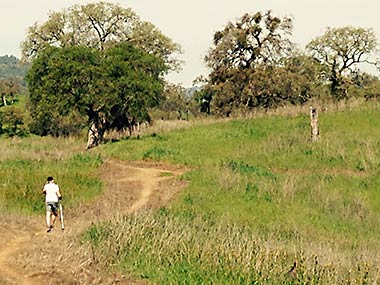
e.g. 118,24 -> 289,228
0,107 -> 28,137
29,110 -> 86,137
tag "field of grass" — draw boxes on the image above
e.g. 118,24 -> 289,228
2,100 -> 380,283
88,101 -> 380,284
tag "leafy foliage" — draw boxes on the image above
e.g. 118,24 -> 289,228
26,45 -> 98,136
22,2 -> 176,147
0,106 -> 28,137
153,83 -> 196,120
205,11 -> 293,71
0,55 -> 26,108
198,14 -> 380,116
202,11 -> 325,116
26,42 -> 167,142
102,43 -> 167,130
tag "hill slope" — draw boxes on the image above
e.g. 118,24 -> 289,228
97,102 -> 380,284
1,101 -> 380,284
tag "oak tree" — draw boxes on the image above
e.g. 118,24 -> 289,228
204,11 -> 300,115
23,2 -> 177,148
26,42 -> 167,148
306,26 -> 379,98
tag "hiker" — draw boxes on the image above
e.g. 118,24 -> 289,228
42,176 -> 62,232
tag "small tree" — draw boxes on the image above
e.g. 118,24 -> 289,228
0,77 -> 21,106
0,107 -> 28,137
155,83 -> 192,120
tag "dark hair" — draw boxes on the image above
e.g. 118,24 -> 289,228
47,176 -> 54,182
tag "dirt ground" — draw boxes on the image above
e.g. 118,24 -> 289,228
0,159 -> 188,284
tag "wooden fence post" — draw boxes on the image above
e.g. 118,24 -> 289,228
310,106 -> 319,142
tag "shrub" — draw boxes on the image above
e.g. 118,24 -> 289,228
0,106 -> 28,137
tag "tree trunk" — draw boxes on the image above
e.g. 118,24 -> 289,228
310,106 -> 319,142
2,95 -> 7,106
86,122 -> 103,149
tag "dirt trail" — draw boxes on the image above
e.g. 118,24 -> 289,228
0,236 -> 34,285
0,159 -> 187,285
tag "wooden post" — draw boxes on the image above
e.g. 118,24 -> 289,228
310,106 -> 319,141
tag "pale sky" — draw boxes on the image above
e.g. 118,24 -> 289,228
1,0 -> 380,87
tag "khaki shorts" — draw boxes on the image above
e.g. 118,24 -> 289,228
46,202 -> 58,216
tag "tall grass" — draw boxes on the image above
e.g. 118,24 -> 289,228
90,101 -> 380,284
85,212 -> 378,284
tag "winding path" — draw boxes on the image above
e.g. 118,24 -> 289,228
0,159 -> 187,284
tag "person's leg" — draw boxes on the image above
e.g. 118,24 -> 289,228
51,203 -> 58,227
51,214 -> 56,227
46,210 -> 54,232
46,210 -> 51,228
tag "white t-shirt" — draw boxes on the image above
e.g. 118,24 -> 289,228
44,182 -> 60,202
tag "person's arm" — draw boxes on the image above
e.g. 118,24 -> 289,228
42,185 -> 46,195
57,190 -> 62,200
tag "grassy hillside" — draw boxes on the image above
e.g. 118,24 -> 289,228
2,101 -> 380,283
84,102 -> 380,284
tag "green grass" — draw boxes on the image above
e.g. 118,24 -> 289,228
3,100 -> 380,283
90,103 -> 380,284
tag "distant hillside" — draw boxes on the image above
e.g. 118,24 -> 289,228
0,55 -> 29,80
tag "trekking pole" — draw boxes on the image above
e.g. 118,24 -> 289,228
59,202 -> 65,230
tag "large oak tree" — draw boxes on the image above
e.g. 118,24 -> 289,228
26,42 -> 167,148
203,11 -> 321,115
23,2 -> 178,148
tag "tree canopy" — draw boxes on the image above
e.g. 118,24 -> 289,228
21,1 -> 181,70
26,42 -> 167,148
201,11 -> 323,116
196,13 -> 380,116
205,11 -> 293,72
